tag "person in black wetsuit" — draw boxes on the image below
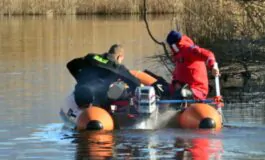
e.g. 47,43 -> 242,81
67,44 -> 141,109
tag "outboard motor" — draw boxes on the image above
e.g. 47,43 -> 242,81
135,86 -> 157,114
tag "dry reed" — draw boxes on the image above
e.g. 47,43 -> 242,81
171,0 -> 265,61
0,0 -> 182,15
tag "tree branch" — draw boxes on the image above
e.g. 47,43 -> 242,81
143,0 -> 173,74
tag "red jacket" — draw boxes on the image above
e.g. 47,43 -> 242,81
170,35 -> 216,99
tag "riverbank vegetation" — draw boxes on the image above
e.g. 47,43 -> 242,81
172,0 -> 265,84
139,0 -> 264,100
176,0 -> 265,101
0,0 -> 181,15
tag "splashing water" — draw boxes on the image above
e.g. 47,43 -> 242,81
155,109 -> 178,128
134,108 -> 178,130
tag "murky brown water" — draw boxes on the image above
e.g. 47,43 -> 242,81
1,15 -> 265,160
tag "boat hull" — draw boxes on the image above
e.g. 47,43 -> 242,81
60,99 -> 222,131
60,70 -> 222,131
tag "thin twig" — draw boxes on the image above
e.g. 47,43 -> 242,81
143,0 -> 173,74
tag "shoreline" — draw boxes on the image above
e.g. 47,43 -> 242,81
0,12 -> 177,16
0,0 -> 181,16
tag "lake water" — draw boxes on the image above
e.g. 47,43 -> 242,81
1,15 -> 265,160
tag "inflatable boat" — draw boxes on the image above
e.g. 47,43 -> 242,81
60,70 -> 223,131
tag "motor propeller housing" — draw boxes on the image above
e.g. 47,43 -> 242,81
135,86 -> 157,114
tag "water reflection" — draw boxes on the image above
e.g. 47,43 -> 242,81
175,137 -> 223,160
23,123 -> 265,160
71,130 -> 223,160
73,131 -> 114,160
174,130 -> 223,160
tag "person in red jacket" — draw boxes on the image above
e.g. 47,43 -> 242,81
166,31 -> 220,100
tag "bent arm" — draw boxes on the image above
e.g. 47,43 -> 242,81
118,66 -> 141,92
191,46 -> 216,69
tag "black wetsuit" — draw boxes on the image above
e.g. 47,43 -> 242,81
67,53 -> 141,108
